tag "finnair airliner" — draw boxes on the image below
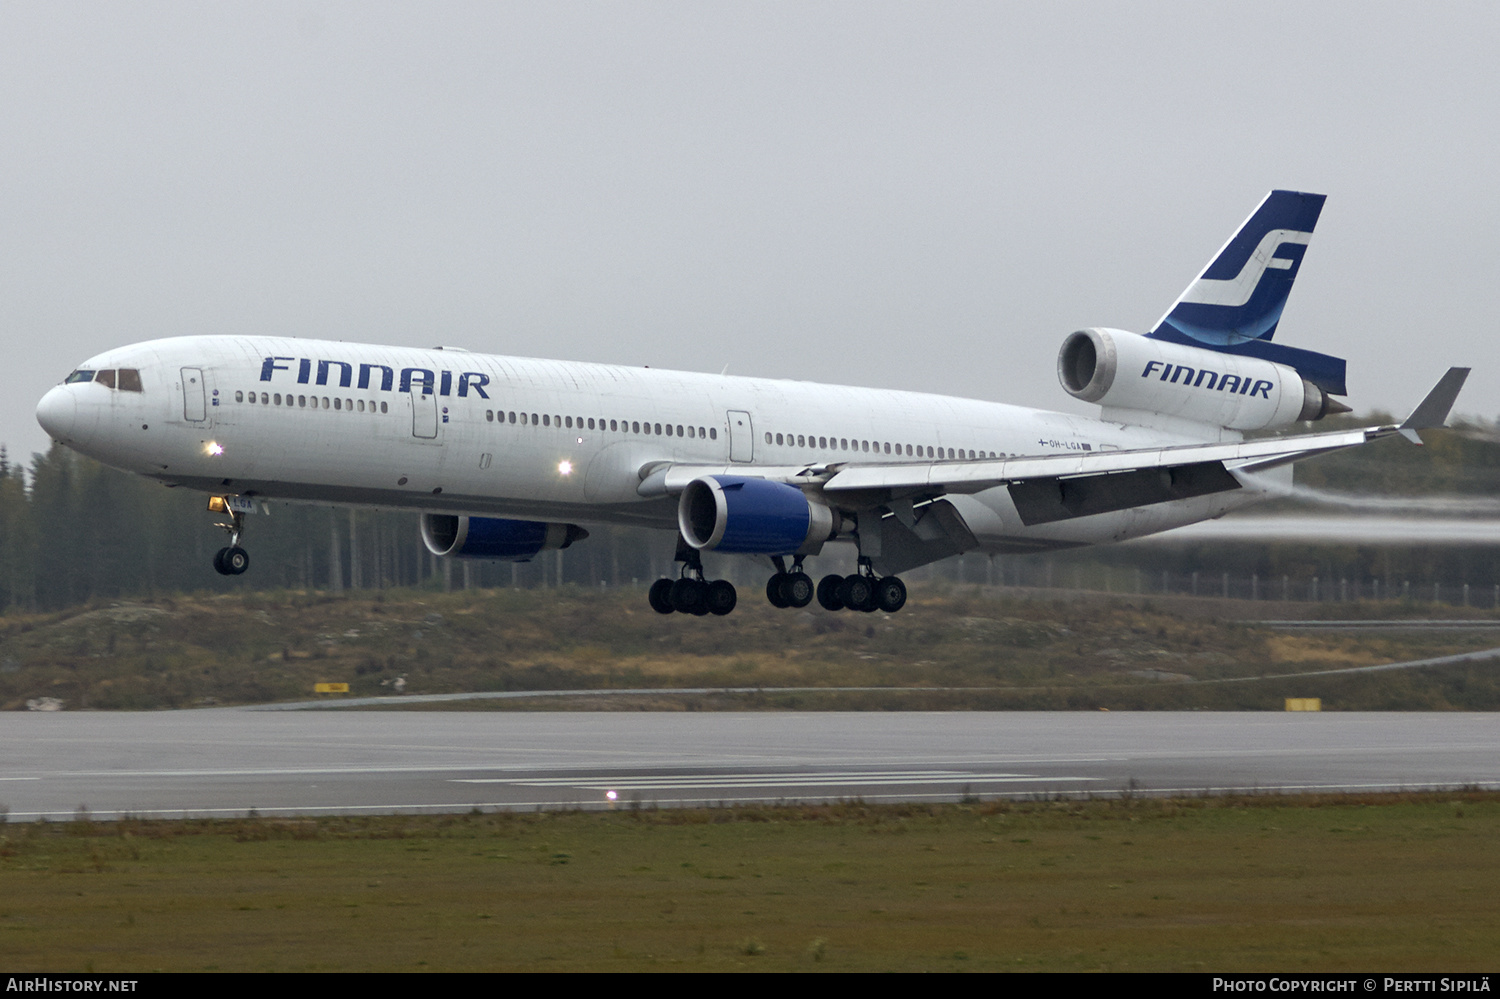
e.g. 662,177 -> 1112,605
35,191 -> 1467,617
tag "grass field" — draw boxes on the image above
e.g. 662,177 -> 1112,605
4,584 -> 1500,711
2,794 -> 1497,972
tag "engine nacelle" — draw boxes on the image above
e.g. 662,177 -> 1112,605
678,475 -> 840,555
420,514 -> 587,561
1058,328 -> 1346,431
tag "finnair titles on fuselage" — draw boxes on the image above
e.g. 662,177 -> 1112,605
35,191 -> 1467,617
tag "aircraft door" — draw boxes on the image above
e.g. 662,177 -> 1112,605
727,410 -> 754,462
181,367 -> 207,422
410,389 -> 439,439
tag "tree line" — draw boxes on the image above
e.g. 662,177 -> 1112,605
0,415 -> 1496,613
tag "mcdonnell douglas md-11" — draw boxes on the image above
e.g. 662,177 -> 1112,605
35,191 -> 1468,617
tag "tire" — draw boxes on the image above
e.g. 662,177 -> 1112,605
841,574 -> 875,612
670,577 -> 706,614
224,547 -> 250,575
874,575 -> 907,613
781,572 -> 814,608
816,574 -> 845,611
212,547 -> 230,576
706,579 -> 738,616
648,578 -> 676,614
765,574 -> 790,608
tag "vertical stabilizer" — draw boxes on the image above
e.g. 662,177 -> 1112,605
1148,190 -> 1346,395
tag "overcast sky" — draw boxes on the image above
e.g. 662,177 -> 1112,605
3,2 -> 1496,466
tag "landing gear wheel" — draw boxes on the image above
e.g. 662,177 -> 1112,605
212,547 -> 231,576
223,547 -> 249,575
648,578 -> 676,614
766,574 -> 790,608
840,574 -> 877,613
706,579 -> 738,616
670,577 -> 707,615
874,575 -> 907,613
781,572 -> 814,608
816,574 -> 845,611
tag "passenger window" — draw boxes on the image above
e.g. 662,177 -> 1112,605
687,426 -> 695,438
587,418 -> 595,430
334,398 -> 341,410
610,419 -> 617,431
95,370 -> 116,389
235,390 -> 244,403
274,393 -> 282,405
764,432 -> 771,444
666,424 -> 674,436
676,425 -> 684,437
565,416 -> 572,428
652,423 -> 660,435
699,427 -> 706,439
709,428 -> 716,440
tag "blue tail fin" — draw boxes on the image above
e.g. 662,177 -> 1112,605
1148,190 -> 1346,395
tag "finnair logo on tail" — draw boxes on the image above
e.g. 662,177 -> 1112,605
1179,229 -> 1312,308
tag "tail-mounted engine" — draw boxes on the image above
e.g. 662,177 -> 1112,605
1058,328 -> 1348,431
678,475 -> 842,555
421,514 -> 587,561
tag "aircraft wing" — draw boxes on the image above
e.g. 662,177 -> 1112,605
640,368 -> 1468,528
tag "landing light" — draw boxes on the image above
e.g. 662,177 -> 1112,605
558,460 -> 573,476
606,790 -> 618,801
205,441 -> 224,456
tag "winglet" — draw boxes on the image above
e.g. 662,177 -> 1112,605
1397,367 -> 1470,444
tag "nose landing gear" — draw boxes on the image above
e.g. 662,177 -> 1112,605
209,500 -> 250,576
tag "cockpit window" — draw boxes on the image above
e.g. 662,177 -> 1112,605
65,370 -> 94,384
95,369 -> 116,389
118,369 -> 142,392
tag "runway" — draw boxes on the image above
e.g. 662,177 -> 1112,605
1,711 -> 1497,820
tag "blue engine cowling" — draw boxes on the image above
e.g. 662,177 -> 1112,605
677,475 -> 840,555
420,515 -> 587,561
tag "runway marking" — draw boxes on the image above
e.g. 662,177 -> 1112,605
8,780 -> 1500,822
454,770 -> 1101,789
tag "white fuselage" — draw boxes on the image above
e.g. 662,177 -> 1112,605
36,335 -> 1274,560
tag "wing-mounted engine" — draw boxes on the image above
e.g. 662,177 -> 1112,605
420,514 -> 587,561
1058,328 -> 1348,432
678,475 -> 843,555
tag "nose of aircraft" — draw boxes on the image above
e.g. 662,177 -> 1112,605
35,385 -> 77,443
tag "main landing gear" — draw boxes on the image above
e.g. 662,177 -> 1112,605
211,505 -> 250,577
649,539 -> 736,616
765,556 -> 814,609
807,557 -> 907,614
646,544 -> 908,617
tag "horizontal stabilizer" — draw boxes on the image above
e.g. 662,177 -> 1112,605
1397,366 -> 1470,444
